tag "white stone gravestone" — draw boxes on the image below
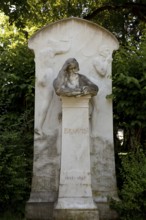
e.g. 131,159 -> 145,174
25,17 -> 119,220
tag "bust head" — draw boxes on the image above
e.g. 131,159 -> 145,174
62,58 -> 79,75
53,58 -> 98,97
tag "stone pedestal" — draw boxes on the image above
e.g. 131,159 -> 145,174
54,96 -> 99,220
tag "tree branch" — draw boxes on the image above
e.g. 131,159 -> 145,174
84,3 -> 146,22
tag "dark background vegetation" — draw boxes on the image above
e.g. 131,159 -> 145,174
0,0 -> 146,219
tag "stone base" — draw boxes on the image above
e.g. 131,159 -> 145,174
25,202 -> 54,220
53,209 -> 99,220
55,197 -> 97,209
96,201 -> 118,220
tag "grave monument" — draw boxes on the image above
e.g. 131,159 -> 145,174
25,17 -> 119,220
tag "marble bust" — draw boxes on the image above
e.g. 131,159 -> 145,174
53,58 -> 99,97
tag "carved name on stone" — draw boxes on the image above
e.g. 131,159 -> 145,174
64,128 -> 88,135
65,176 -> 86,181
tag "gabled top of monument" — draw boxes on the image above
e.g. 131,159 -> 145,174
28,17 -> 119,50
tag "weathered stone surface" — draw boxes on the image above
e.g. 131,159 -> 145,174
91,137 -> 118,198
97,202 -> 119,220
53,209 -> 99,220
26,202 -> 54,220
26,17 -> 119,220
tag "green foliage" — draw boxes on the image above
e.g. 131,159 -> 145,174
113,31 -> 146,151
111,150 -> 146,220
0,211 -> 25,220
0,14 -> 34,214
111,28 -> 146,220
0,0 -> 146,43
0,131 -> 32,214
0,0 -> 30,27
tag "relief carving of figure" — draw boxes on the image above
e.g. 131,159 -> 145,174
53,58 -> 98,97
35,48 -> 55,136
35,40 -> 70,136
93,46 -> 112,77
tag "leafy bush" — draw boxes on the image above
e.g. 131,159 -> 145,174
111,150 -> 146,220
0,130 -> 33,214
0,23 -> 34,215
0,211 -> 25,220
113,38 -> 146,152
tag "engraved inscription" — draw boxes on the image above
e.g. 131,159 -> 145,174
65,176 -> 86,181
64,128 -> 88,135
62,171 -> 89,184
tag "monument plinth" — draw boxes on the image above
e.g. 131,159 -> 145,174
53,58 -> 99,219
54,96 -> 99,219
